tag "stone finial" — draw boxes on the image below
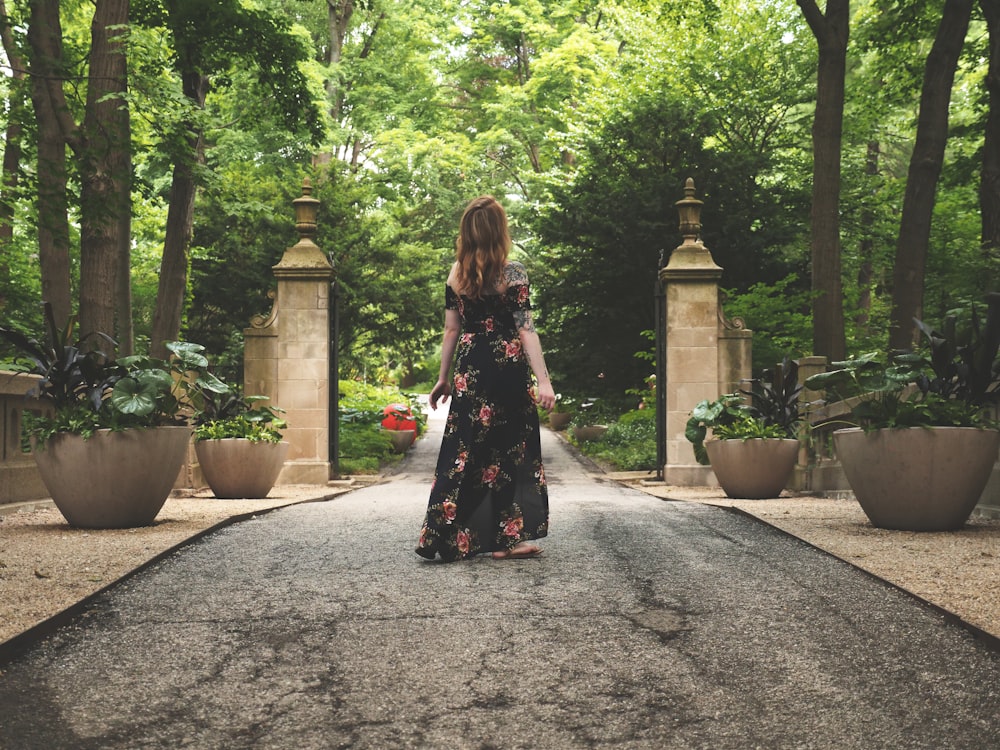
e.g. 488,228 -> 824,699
274,178 -> 333,275
675,177 -> 703,243
661,177 -> 722,279
293,178 -> 320,241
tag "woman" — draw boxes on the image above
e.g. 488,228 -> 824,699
415,196 -> 555,562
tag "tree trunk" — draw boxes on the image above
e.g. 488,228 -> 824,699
25,0 -> 73,328
0,2 -> 26,315
149,71 -> 208,359
855,140 -> 881,331
797,0 -> 849,362
0,111 -> 20,316
979,0 -> 1000,259
78,0 -> 130,347
888,0 -> 974,350
116,187 -> 134,354
326,0 -> 355,118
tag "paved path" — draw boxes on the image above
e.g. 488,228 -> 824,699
2,407 -> 1000,749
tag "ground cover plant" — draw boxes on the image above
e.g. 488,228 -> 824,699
570,407 -> 658,472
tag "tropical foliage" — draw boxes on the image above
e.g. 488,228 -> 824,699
804,294 -> 1000,430
0,304 -> 227,443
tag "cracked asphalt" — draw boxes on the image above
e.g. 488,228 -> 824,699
2,407 -> 1000,749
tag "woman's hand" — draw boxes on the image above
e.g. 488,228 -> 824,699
429,379 -> 452,410
534,381 -> 556,411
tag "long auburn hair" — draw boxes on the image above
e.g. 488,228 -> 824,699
453,195 -> 510,299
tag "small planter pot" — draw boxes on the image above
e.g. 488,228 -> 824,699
834,427 -> 1000,531
32,426 -> 191,529
195,439 -> 290,499
572,424 -> 608,442
385,429 -> 416,453
548,412 -> 572,431
705,438 -> 799,499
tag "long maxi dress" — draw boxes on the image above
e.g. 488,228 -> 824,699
416,265 -> 550,562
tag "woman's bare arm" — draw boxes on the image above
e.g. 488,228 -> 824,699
505,263 -> 556,411
429,307 -> 461,410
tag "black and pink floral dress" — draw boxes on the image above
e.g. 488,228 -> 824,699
415,267 -> 549,562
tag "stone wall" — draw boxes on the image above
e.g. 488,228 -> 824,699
0,372 -> 49,503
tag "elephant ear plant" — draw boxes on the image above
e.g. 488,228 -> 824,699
804,293 -> 1000,430
0,302 -> 227,444
685,358 -> 803,465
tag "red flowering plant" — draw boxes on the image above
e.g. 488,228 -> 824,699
379,395 -> 427,435
381,403 -> 418,431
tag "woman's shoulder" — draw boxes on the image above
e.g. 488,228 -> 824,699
502,260 -> 528,285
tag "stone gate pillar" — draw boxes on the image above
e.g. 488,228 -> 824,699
659,179 -> 752,485
244,179 -> 333,484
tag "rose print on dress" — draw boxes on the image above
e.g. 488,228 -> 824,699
502,515 -> 524,538
535,462 -> 546,486
481,464 -> 500,486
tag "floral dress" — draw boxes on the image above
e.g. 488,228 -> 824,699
416,265 -> 549,562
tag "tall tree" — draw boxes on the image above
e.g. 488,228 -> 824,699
24,0 -> 130,343
888,0 -> 975,349
979,0 -> 1000,258
452,0 -> 610,194
0,0 -> 28,317
797,0 -> 849,362
25,0 -> 73,327
78,0 -> 130,350
137,0 -> 324,357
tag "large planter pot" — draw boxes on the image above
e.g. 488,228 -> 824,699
32,426 -> 191,529
195,439 -> 290,499
572,424 -> 608,442
833,427 -> 1000,531
548,412 -> 572,431
385,429 -> 416,453
705,438 -> 799,499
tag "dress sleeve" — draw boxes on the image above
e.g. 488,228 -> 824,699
504,261 -> 532,312
445,284 -> 459,311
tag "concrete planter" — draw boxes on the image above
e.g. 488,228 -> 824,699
32,427 -> 190,528
705,438 -> 799,499
195,439 -> 290,499
833,427 -> 1000,531
572,424 -> 608,442
548,412 -> 572,431
385,429 -> 416,453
